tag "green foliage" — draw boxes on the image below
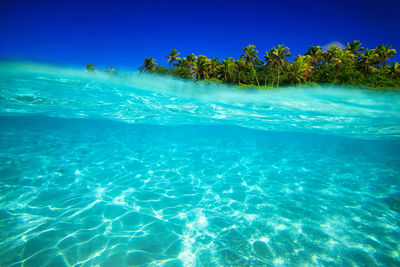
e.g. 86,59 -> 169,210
359,49 -> 379,77
240,44 -> 261,86
139,57 -> 157,72
376,44 -> 397,67
86,63 -> 96,72
153,66 -> 169,75
287,55 -> 313,84
166,48 -> 181,67
204,77 -> 222,84
361,71 -> 400,89
346,40 -> 364,57
236,83 -> 258,90
105,67 -> 115,73
172,66 -> 192,79
135,41 -> 400,90
305,46 -> 323,66
192,55 -> 211,80
219,57 -> 235,83
390,62 -> 400,78
209,57 -> 220,79
264,45 -> 291,87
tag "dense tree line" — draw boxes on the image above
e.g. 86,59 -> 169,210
87,41 -> 400,89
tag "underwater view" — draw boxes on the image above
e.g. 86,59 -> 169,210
1,62 -> 400,266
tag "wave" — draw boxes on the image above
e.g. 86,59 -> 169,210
1,61 -> 400,139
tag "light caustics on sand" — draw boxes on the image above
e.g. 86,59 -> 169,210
0,62 -> 400,266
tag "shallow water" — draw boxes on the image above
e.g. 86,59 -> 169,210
0,62 -> 400,266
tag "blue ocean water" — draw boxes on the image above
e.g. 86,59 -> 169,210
0,62 -> 400,266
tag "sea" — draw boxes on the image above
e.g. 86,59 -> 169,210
0,62 -> 399,266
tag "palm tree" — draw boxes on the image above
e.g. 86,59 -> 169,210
105,67 -> 115,73
240,44 -> 260,86
219,57 -> 234,82
139,57 -> 157,72
274,45 -> 291,87
376,44 -> 397,67
359,49 -> 379,77
177,57 -> 189,68
138,41 -> 400,88
323,45 -> 340,64
186,54 -> 197,69
305,46 -> 323,66
192,55 -> 210,80
288,55 -> 314,83
389,62 -> 400,78
264,45 -> 291,88
332,49 -> 355,75
264,48 -> 277,84
234,58 -> 248,84
166,48 -> 181,67
86,63 -> 96,72
209,57 -> 220,78
329,49 -> 354,84
346,40 -> 364,57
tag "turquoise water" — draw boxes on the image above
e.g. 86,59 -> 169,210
0,62 -> 400,266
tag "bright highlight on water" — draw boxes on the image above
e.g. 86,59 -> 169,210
0,62 -> 400,266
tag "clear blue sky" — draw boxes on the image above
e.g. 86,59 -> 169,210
1,0 -> 399,70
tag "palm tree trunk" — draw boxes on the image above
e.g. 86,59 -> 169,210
277,66 -> 280,88
249,59 -> 260,86
255,72 -> 260,86
331,65 -> 340,87
254,71 -> 260,86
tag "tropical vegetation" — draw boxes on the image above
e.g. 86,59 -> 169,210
88,41 -> 400,89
